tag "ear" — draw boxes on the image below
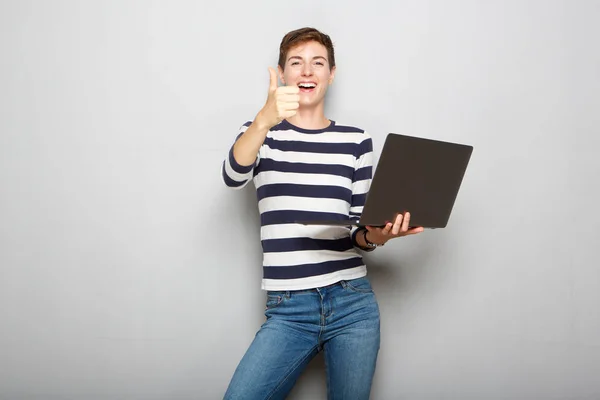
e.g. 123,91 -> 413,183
329,65 -> 336,85
278,65 -> 285,85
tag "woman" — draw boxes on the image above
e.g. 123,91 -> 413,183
221,27 -> 423,399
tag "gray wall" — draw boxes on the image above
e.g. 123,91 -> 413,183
1,1 -> 599,399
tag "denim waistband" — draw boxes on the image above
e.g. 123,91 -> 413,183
267,277 -> 366,297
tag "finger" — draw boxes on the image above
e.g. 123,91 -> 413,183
282,110 -> 297,119
277,93 -> 301,103
268,67 -> 278,92
381,222 -> 393,235
401,212 -> 411,232
277,101 -> 300,111
277,86 -> 300,94
286,102 -> 300,110
391,214 -> 403,235
406,226 -> 424,235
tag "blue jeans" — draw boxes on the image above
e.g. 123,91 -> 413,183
224,276 -> 381,400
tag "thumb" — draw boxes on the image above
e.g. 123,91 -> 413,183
268,67 -> 278,92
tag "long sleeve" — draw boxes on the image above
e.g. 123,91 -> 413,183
221,121 -> 260,190
349,134 -> 374,247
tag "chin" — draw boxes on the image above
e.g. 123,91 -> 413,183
300,97 -> 324,108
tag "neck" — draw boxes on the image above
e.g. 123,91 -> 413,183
287,106 -> 330,130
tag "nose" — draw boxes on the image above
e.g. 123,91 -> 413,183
301,63 -> 313,76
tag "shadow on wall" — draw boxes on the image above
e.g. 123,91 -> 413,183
364,231 -> 443,292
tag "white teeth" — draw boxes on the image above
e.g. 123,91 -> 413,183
298,83 -> 316,88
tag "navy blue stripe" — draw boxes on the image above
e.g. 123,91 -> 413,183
351,226 -> 363,247
222,161 -> 246,187
271,120 -> 365,134
242,121 -> 252,127
353,166 -> 372,182
271,120 -> 328,133
351,193 -> 367,208
264,137 -> 357,156
257,184 -> 352,202
334,125 -> 365,133
228,146 -> 255,174
356,137 -> 373,158
261,210 -> 350,226
262,237 -> 353,253
256,159 -> 354,180
263,257 -> 364,279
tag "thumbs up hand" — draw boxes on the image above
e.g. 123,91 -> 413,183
257,67 -> 300,129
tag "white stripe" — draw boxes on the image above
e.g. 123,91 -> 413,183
261,266 -> 367,291
254,171 -> 352,189
352,179 -> 370,195
261,223 -> 350,240
267,148 -> 355,166
350,206 -> 364,215
355,152 -> 373,168
258,196 -> 349,215
263,249 -> 358,267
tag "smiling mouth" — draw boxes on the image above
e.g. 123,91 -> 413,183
298,83 -> 317,91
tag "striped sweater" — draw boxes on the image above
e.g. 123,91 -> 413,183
222,119 -> 373,291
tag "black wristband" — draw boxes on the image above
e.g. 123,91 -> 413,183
362,229 -> 379,250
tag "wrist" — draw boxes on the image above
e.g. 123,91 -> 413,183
363,229 -> 384,249
254,111 -> 274,131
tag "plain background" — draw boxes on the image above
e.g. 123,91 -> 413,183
1,0 -> 599,399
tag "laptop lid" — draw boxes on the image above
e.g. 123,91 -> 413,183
357,133 -> 473,228
299,133 -> 473,228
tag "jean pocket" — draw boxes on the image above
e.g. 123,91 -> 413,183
265,294 -> 284,310
344,277 -> 374,294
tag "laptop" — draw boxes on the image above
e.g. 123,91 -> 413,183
298,133 -> 473,228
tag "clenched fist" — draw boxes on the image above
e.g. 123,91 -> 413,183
257,67 -> 300,129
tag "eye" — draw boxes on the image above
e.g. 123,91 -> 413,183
291,61 -> 300,66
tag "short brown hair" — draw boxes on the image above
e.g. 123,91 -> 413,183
278,27 -> 335,70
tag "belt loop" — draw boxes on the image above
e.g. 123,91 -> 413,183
340,280 -> 347,288
285,290 -> 291,299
